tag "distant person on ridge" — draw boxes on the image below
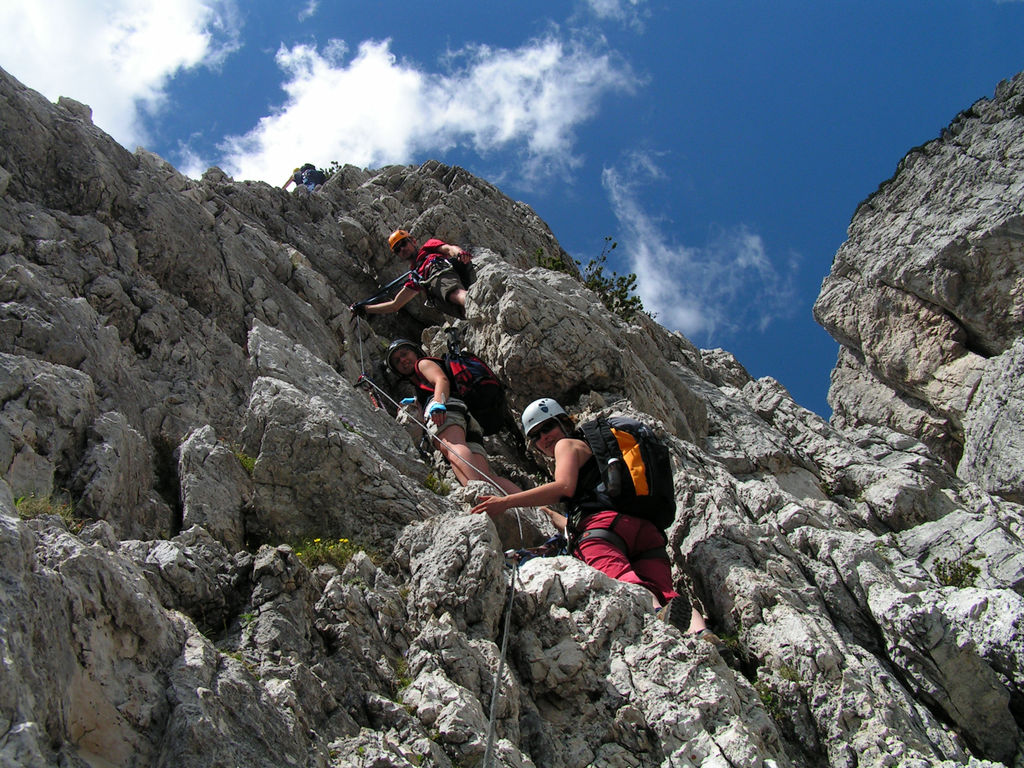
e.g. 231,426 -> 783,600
283,163 -> 326,192
350,230 -> 474,319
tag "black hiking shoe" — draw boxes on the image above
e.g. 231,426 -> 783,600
656,595 -> 691,633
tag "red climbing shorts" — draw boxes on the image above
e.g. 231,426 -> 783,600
572,510 -> 678,607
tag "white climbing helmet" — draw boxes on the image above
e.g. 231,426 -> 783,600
521,398 -> 567,438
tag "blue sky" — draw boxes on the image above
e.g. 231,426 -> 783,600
3,1 -> 1023,417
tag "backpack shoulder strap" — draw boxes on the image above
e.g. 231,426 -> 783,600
579,417 -> 621,465
422,356 -> 456,389
579,417 -> 625,490
410,359 -> 435,392
418,239 -> 448,256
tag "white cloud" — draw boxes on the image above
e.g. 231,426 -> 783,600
175,140 -> 210,179
581,0 -> 648,29
0,0 -> 239,147
217,35 -> 636,184
298,0 -> 319,21
602,156 -> 798,342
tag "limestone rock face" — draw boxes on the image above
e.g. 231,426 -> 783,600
177,425 -> 253,553
2,63 -> 1024,768
0,353 -> 96,500
958,337 -> 1024,502
462,256 -> 709,442
814,72 -> 1024,496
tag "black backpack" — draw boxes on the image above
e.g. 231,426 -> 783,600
301,165 -> 327,186
577,416 -> 676,530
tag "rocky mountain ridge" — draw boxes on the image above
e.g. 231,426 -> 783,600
814,73 -> 1024,497
1,65 -> 1023,768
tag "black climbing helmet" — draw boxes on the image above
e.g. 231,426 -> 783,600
385,339 -> 423,373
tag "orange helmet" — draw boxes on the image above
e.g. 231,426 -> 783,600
388,229 -> 411,250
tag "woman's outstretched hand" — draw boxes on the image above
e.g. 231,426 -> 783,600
471,495 -> 507,517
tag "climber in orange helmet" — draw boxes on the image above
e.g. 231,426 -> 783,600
350,230 -> 474,319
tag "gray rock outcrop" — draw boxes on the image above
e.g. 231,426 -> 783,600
2,63 -> 1024,768
814,71 -> 1024,499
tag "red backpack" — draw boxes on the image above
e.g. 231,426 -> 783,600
408,350 -> 507,436
440,351 -> 505,435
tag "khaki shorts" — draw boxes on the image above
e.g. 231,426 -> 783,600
421,262 -> 467,306
424,398 -> 486,455
421,264 -> 473,319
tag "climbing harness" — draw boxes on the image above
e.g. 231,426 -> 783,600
504,533 -> 567,565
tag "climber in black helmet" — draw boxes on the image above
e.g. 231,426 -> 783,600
386,339 -> 518,494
